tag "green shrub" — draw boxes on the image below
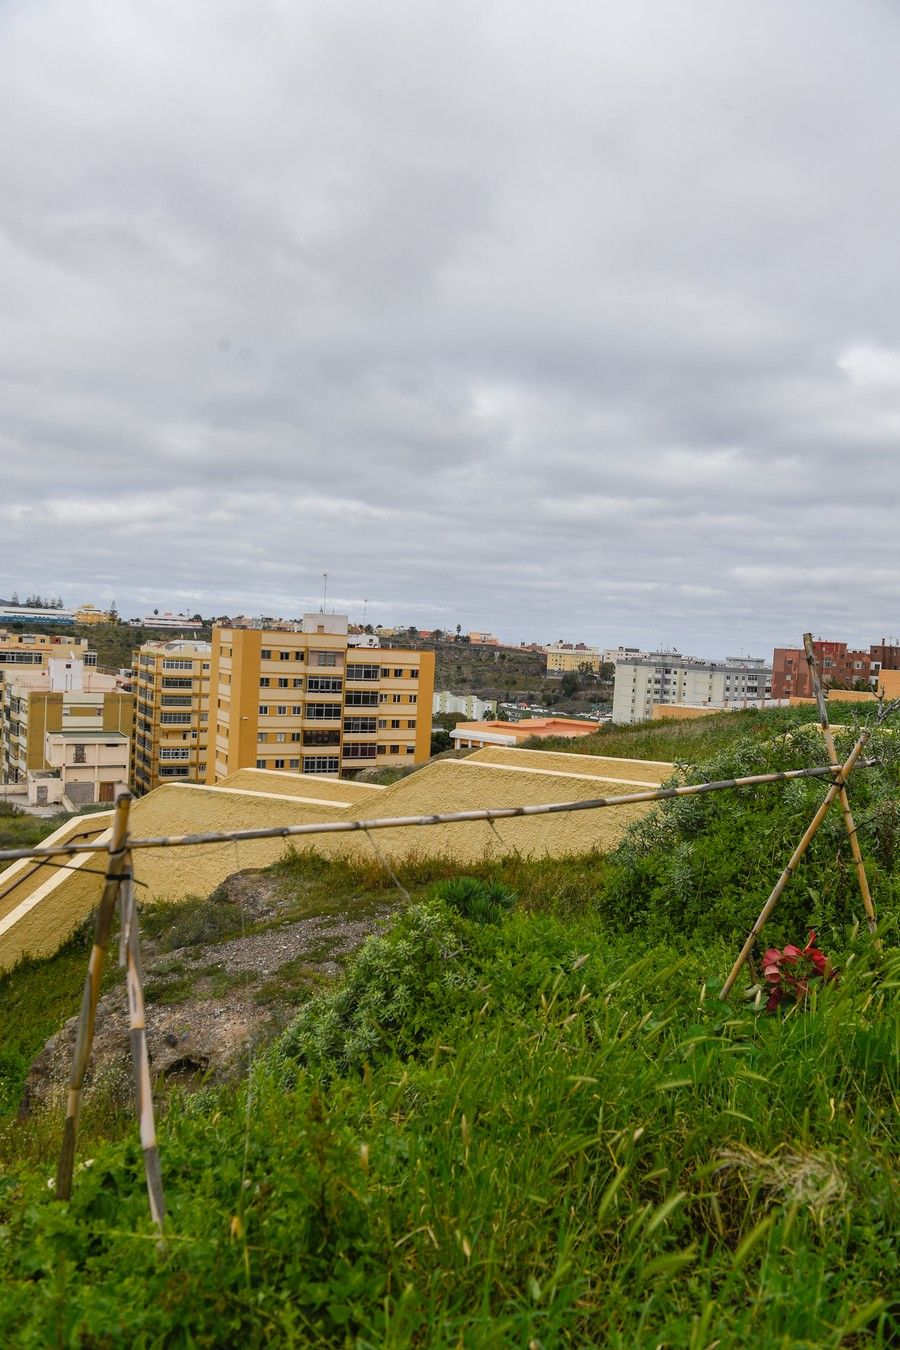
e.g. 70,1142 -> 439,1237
433,874 -> 516,924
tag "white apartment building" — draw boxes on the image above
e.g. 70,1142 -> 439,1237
432,691 -> 497,719
613,656 -> 773,724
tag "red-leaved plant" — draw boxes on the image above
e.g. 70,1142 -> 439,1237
762,931 -> 837,1013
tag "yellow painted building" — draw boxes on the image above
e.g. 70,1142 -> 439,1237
208,615 -> 435,780
73,603 -> 112,626
131,640 -> 213,795
0,664 -> 132,794
0,631 -> 96,689
545,648 -> 603,674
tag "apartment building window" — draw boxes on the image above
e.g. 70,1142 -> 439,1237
392,694 -> 402,703
259,705 -> 269,715
277,677 -> 289,688
159,766 -> 189,777
161,695 -> 192,707
407,719 -> 416,729
276,732 -> 286,742
342,744 -> 376,759
274,758 -> 285,768
391,719 -> 401,729
307,677 -> 343,693
294,652 -> 305,661
261,649 -> 272,659
162,678 -> 193,688
305,703 -> 342,719
289,758 -> 300,768
409,694 -> 416,703
292,678 -> 303,689
405,746 -> 415,754
303,729 -> 340,746
279,651 -> 290,660
292,705 -> 302,715
394,668 -> 403,677
160,747 -> 191,760
313,652 -> 337,667
160,713 -> 192,725
346,690 -> 379,706
377,746 -> 386,755
73,744 -> 86,764
390,744 -> 400,754
346,664 -> 379,681
344,717 -> 377,733
291,732 -> 301,742
276,705 -> 287,715
257,733 -> 267,742
256,759 -> 265,768
162,659 -> 193,670
260,678 -> 270,688
302,755 -> 339,773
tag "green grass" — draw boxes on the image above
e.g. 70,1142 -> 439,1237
0,801 -> 70,874
529,704 -> 813,763
0,706 -> 897,1345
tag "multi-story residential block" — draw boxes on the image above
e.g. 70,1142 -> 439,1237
868,641 -> 900,677
131,641 -> 212,794
0,659 -> 132,804
771,641 -> 870,699
433,691 -> 497,719
73,603 -> 112,626
0,601 -> 76,625
613,655 -> 772,724
545,646 -> 603,674
140,612 -> 205,630
208,614 -> 435,781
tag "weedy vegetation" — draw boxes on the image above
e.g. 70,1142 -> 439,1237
0,707 -> 897,1345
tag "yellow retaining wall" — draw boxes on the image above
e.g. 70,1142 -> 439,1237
220,769 -> 384,802
466,746 -> 674,784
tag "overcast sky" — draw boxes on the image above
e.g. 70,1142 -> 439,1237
2,0 -> 898,657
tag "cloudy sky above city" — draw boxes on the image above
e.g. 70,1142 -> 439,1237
2,0 -> 898,657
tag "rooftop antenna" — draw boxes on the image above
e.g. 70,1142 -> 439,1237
322,572 -> 328,613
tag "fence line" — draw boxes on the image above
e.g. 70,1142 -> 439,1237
0,759 -> 878,865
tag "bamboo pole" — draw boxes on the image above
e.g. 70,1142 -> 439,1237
720,727 -> 873,1000
119,856 -> 166,1229
56,790 -> 132,1200
802,633 -> 877,934
0,761 -> 880,867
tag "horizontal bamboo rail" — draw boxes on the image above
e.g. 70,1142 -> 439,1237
0,760 -> 878,864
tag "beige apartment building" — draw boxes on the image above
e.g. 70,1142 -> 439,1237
0,630 -> 97,689
208,614 -> 435,780
131,641 -> 212,795
0,658 -> 132,804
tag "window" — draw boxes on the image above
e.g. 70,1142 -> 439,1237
314,651 -> 337,667
378,719 -> 387,729
305,703 -> 342,719
256,759 -> 265,768
73,743 -> 86,764
409,694 -> 416,704
274,758 -> 285,768
294,651 -> 304,662
291,732 -> 301,742
162,659 -> 193,670
346,664 -> 379,681
159,765 -> 189,777
343,744 -> 376,760
405,746 -> 415,754
390,744 -> 400,754
160,747 -> 191,760
161,695 -> 192,707
162,677 -> 193,688
261,649 -> 272,659
280,651 -> 290,660
392,694 -> 402,704
394,668 -> 403,677
307,677 -> 343,693
277,677 -> 289,688
391,719 -> 400,729
344,717 -> 377,733
407,719 -> 416,729
377,745 -> 386,755
346,690 -> 379,706
303,729 -> 340,746
276,705 -> 287,715
292,678 -> 303,688
257,733 -> 267,742
259,705 -> 269,715
292,705 -> 302,715
161,713 -> 192,725
260,678 -> 270,688
289,758 -> 300,768
302,755 -> 339,774
276,732 -> 286,742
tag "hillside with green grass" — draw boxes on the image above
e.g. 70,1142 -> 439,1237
0,707 -> 897,1345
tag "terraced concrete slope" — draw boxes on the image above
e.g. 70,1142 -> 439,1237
312,756 -> 673,865
220,768 -> 385,802
466,745 -> 675,784
0,750 -> 674,971
0,813 -> 113,972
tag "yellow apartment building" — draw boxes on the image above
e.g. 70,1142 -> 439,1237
73,604 -> 112,626
208,614 -> 435,780
0,659 -> 132,802
545,647 -> 603,674
131,641 -> 212,794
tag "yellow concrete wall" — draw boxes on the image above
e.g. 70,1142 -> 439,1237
789,691 -> 876,706
467,745 -> 674,782
220,768 -> 384,801
651,703 -> 722,721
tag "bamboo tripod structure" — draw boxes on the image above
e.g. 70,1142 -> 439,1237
55,789 -> 165,1229
721,650 -> 894,1001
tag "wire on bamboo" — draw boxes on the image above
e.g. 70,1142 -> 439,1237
718,706 -> 896,1001
56,789 -> 132,1201
802,632 -> 877,935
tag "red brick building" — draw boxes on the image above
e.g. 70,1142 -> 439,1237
771,641 -> 871,699
869,642 -> 900,675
